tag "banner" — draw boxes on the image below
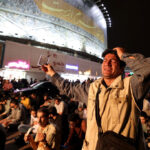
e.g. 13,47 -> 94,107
3,41 -> 101,76
34,0 -> 104,43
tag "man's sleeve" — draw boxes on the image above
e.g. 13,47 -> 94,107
51,74 -> 90,104
122,53 -> 150,107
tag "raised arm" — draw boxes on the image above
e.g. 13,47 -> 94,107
114,47 -> 150,107
42,64 -> 90,104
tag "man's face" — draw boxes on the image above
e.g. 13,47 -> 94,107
69,121 -> 76,129
21,96 -> 25,100
31,94 -> 36,99
44,95 -> 48,101
55,99 -> 60,105
140,116 -> 146,124
102,53 -> 123,79
37,111 -> 48,127
10,103 -> 17,109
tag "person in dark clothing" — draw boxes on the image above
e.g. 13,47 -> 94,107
49,106 -> 69,146
30,92 -> 43,109
63,113 -> 86,150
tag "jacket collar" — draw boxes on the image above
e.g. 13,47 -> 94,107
99,75 -> 124,89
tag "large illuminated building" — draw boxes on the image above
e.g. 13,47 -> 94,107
0,0 -> 109,81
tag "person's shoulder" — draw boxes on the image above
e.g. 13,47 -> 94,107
48,123 -> 56,128
90,77 -> 103,88
47,123 -> 56,132
122,75 -> 132,84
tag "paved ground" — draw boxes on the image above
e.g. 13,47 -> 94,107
5,131 -> 32,150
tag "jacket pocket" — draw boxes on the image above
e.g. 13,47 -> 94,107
111,97 -> 127,124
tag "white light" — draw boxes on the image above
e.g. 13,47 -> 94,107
79,71 -> 82,75
5,60 -> 30,70
1,69 -> 26,80
66,64 -> 79,71
84,70 -> 91,75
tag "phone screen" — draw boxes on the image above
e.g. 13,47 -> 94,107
37,55 -> 49,66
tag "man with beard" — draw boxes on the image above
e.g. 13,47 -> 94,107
24,107 -> 56,150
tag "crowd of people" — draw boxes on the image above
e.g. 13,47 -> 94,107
0,76 -> 91,150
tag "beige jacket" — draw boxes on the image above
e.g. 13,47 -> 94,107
51,53 -> 150,150
82,75 -> 145,150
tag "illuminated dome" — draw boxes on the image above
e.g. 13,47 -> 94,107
0,0 -> 107,58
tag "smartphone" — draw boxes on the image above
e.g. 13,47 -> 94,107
37,55 -> 49,66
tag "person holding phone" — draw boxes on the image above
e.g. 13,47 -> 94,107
42,47 -> 150,150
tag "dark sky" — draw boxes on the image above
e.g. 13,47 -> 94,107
103,0 -> 149,57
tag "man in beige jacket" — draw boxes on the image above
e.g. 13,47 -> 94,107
42,47 -> 150,150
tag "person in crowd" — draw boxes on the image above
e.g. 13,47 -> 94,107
24,107 -> 56,150
20,79 -> 29,88
143,91 -> 150,116
140,111 -> 150,138
54,96 -> 69,145
63,113 -> 86,150
49,106 -> 63,150
0,99 -> 26,130
2,79 -> 13,93
13,92 -> 21,102
15,107 -> 39,144
30,78 -> 34,85
40,95 -> 55,109
17,79 -> 24,89
11,78 -> 18,90
0,96 -> 11,120
18,107 -> 38,134
139,111 -> 150,149
54,96 -> 68,116
40,93 -> 48,108
82,103 -> 87,120
75,102 -> 84,119
20,94 -> 31,110
42,47 -> 150,150
30,92 -> 44,109
68,98 -> 79,114
34,79 -> 38,83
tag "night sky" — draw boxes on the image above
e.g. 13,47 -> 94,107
103,0 -> 149,57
